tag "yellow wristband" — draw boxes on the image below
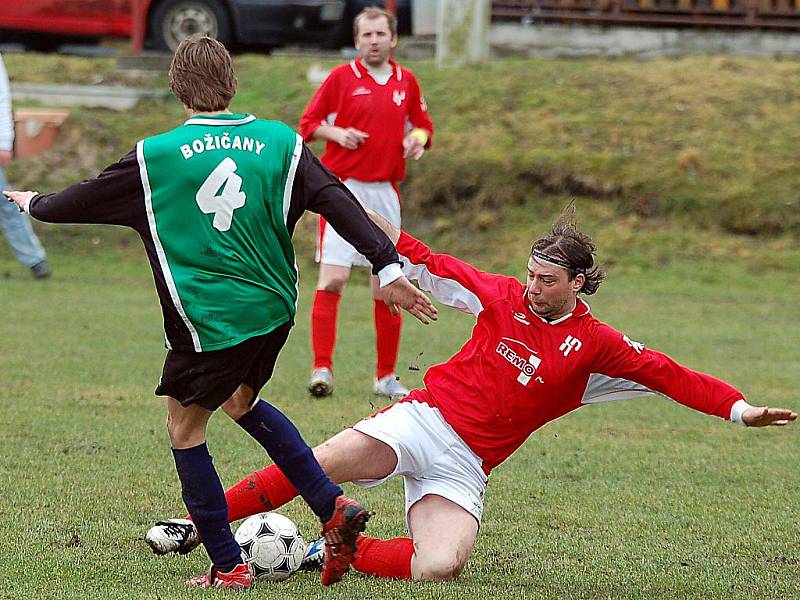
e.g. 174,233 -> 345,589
409,128 -> 429,146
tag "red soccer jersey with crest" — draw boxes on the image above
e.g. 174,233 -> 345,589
299,59 -> 433,183
395,232 -> 744,474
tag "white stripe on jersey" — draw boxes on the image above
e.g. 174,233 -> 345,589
582,373 -> 662,405
283,134 -> 303,225
136,140 -> 202,352
399,252 -> 483,317
283,133 -> 304,313
183,115 -> 257,126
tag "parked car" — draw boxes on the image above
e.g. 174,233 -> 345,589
0,0 -> 386,53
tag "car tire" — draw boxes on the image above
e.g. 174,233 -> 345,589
149,0 -> 231,52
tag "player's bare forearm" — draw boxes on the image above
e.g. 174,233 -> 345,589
364,207 -> 400,244
313,125 -> 368,150
310,124 -> 339,143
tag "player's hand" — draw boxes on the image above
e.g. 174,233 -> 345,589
3,190 -> 37,212
0,150 -> 12,167
402,134 -> 425,160
381,276 -> 438,325
336,127 -> 369,150
741,406 -> 797,427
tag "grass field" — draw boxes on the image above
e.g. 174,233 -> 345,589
1,203 -> 798,599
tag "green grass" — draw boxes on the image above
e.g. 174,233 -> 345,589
1,207 -> 798,599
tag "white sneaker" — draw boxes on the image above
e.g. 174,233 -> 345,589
298,537 -> 325,572
308,367 -> 333,397
145,518 -> 200,555
373,374 -> 410,400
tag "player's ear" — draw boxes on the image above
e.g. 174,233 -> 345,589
572,273 -> 585,293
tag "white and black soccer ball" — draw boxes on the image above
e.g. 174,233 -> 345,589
234,511 -> 306,582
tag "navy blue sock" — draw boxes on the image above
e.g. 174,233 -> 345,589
172,443 -> 242,571
237,400 -> 341,522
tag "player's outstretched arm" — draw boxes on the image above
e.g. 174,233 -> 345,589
741,406 -> 797,427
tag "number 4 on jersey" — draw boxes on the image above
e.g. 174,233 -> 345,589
196,157 -> 246,232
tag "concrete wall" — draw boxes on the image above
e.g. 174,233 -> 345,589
413,0 -> 438,35
490,22 -> 800,59
437,0 -> 491,66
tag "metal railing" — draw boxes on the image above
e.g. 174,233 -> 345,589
492,0 -> 800,29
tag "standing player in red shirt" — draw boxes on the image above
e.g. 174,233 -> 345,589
299,7 -> 434,399
146,207 -> 796,582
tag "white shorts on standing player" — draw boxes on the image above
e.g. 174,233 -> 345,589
316,179 -> 401,268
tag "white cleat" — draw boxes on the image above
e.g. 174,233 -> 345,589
373,374 -> 410,400
308,367 -> 334,397
298,537 -> 325,572
145,518 -> 200,555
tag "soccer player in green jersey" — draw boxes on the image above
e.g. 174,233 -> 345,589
4,36 -> 437,590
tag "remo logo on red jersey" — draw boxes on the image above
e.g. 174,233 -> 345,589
496,337 -> 542,386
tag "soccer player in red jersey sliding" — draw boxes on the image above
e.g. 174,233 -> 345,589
300,7 -> 434,400
147,206 -> 796,581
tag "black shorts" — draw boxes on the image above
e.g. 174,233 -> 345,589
154,321 -> 293,411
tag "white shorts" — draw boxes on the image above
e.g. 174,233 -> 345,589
352,399 -> 488,532
316,179 -> 401,268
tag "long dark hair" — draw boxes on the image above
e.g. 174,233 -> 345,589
530,204 -> 606,295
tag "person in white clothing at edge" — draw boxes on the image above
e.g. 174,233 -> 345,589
299,6 -> 434,400
0,52 -> 51,279
145,205 -> 796,582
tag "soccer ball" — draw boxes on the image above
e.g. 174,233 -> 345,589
234,511 -> 306,582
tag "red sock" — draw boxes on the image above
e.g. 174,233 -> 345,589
352,535 -> 414,579
312,290 -> 341,370
224,465 -> 299,522
374,300 -> 402,379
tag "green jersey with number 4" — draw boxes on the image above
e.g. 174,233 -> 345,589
140,113 -> 301,351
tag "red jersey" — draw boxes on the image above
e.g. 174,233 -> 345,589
396,232 -> 744,474
299,59 -> 433,183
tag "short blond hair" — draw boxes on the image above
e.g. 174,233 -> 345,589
169,35 -> 237,112
353,6 -> 397,38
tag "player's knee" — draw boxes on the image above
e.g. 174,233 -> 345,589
220,388 -> 255,420
413,552 -> 468,581
320,278 -> 347,293
220,401 -> 248,421
166,414 -> 202,448
165,414 -> 183,445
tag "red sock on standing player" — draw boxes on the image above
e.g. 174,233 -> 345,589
311,290 -> 341,371
374,299 -> 402,379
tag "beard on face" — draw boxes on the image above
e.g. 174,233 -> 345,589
528,293 -> 571,320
